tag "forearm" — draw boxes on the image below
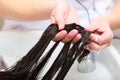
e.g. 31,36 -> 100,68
0,0 -> 58,21
105,0 -> 120,30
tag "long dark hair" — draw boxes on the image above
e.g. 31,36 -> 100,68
0,23 -> 91,80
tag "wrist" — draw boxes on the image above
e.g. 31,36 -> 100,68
105,13 -> 120,30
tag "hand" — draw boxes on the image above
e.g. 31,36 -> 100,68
51,1 -> 81,43
85,16 -> 113,51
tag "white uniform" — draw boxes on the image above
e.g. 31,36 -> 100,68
2,0 -> 115,30
66,0 -> 115,27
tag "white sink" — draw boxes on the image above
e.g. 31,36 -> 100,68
0,30 -> 120,80
65,46 -> 120,80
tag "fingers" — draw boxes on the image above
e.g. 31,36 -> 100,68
62,29 -> 78,42
53,29 -> 81,43
50,2 -> 81,44
85,25 -> 97,32
99,30 -> 113,44
72,34 -> 81,43
89,32 -> 113,45
87,30 -> 113,51
50,1 -> 69,30
85,18 -> 113,51
85,41 -> 111,51
53,30 -> 67,41
51,13 -> 65,30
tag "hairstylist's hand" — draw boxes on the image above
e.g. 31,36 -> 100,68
51,1 -> 81,43
85,16 -> 113,51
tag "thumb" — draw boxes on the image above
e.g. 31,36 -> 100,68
85,24 -> 98,32
51,14 -> 65,30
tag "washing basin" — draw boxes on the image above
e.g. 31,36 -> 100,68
65,45 -> 120,80
0,30 -> 120,80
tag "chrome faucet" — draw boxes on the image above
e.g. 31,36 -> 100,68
77,51 -> 96,73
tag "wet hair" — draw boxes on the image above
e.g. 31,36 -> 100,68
0,23 -> 91,80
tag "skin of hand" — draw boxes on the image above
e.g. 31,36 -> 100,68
105,0 -> 120,30
84,0 -> 120,51
85,16 -> 113,51
51,3 -> 81,43
0,0 -> 81,44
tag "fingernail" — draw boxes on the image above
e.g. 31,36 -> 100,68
59,24 -> 64,30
